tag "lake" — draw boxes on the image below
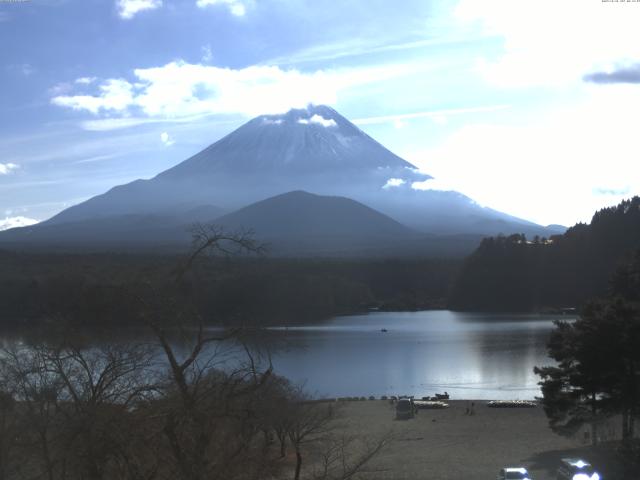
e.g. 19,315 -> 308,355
264,310 -> 572,400
0,310 -> 571,401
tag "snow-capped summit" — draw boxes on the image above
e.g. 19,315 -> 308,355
161,104 -> 424,178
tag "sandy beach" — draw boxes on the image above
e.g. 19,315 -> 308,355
322,400 -> 625,480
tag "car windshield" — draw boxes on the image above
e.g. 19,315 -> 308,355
571,465 -> 595,475
505,471 -> 527,479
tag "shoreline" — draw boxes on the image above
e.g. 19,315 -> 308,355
329,399 -> 623,479
309,397 -> 540,403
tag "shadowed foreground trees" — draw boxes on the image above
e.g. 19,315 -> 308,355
534,300 -> 640,444
0,342 -> 158,480
535,251 -> 640,452
0,226 -> 389,480
0,339 -> 389,480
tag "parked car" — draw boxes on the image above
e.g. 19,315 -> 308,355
497,467 -> 532,480
557,458 -> 600,480
395,398 -> 414,419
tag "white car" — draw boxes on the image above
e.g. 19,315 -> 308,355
556,458 -> 600,480
497,467 -> 532,480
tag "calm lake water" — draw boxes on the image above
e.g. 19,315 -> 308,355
264,310 -> 573,400
1,310 -> 573,401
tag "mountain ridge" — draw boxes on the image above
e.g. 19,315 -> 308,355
0,105 -> 563,253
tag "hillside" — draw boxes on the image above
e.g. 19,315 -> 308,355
214,190 -> 422,255
449,197 -> 640,311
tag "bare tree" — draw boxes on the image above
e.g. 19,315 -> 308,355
284,398 -> 392,480
0,390 -> 19,480
1,339 -> 158,480
175,224 -> 265,282
45,342 -> 157,480
147,335 -> 276,480
148,225 -> 391,480
311,434 -> 392,480
133,225 -> 281,480
1,344 -> 66,480
287,399 -> 336,480
255,375 -> 294,458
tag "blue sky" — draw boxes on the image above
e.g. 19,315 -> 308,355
1,0 -> 640,229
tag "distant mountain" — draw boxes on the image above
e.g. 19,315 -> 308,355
214,190 -> 488,257
215,190 -> 418,255
217,191 -> 411,237
0,190 -> 487,257
0,213 -> 191,251
0,105 -> 561,253
43,105 -> 427,226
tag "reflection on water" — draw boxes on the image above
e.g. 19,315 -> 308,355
0,311 -> 574,400
265,310 -> 572,400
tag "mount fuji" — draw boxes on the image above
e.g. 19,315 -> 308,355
0,105 -> 562,254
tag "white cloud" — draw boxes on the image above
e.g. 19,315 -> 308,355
75,77 -> 97,85
353,105 -> 510,126
52,79 -> 134,114
116,0 -> 162,20
455,0 -> 640,87
81,117 -> 158,131
196,0 -> 246,16
201,45 -> 213,64
79,113 -> 231,131
382,178 -> 406,189
160,131 -> 175,146
408,84 -> 640,226
0,216 -> 38,231
49,82 -> 73,96
297,114 -> 337,128
74,154 -> 121,165
0,163 -> 18,175
52,60 -> 420,123
229,3 -> 246,16
268,37 -> 462,67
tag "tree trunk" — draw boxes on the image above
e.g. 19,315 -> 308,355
280,439 -> 287,458
591,393 -> 598,446
0,441 -> 6,480
277,431 -> 286,458
622,408 -> 630,442
262,429 -> 271,453
39,428 -> 56,480
293,448 -> 302,480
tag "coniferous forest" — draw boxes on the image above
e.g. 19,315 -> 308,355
0,253 -> 459,328
2,197 -> 639,328
449,197 -> 640,312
